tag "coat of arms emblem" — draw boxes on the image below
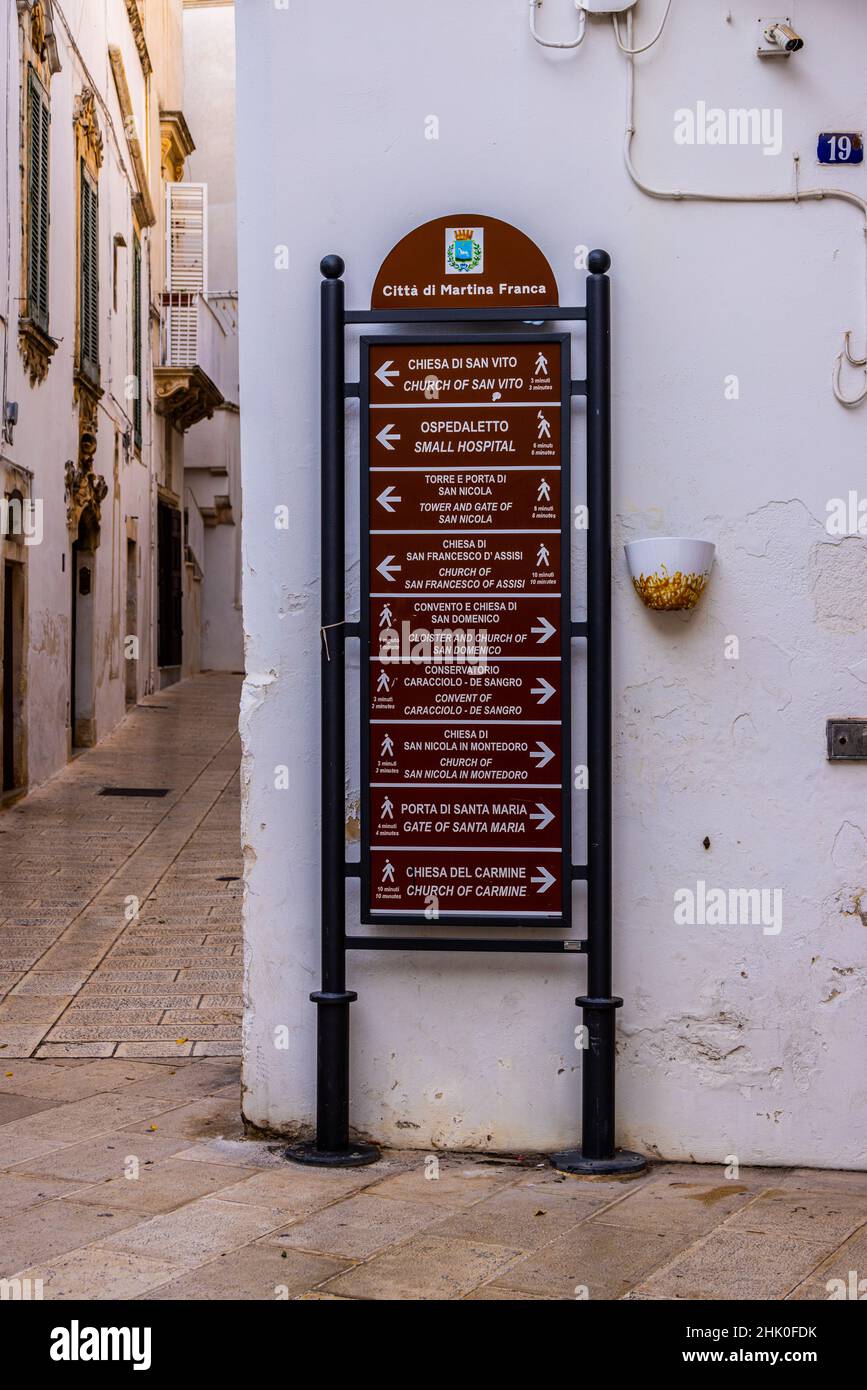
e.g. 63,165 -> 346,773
445,226 -> 484,274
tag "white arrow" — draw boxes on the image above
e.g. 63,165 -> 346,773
375,360 -> 400,388
376,555 -> 401,583
529,803 -> 554,831
531,865 -> 556,894
530,741 -> 554,769
376,423 -> 401,450
531,615 -> 556,644
532,677 -> 556,705
377,485 -> 402,513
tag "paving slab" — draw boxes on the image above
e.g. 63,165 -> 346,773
322,1232 -> 523,1301
0,1172 -> 90,1213
71,1157 -> 260,1215
628,1227 -> 832,1301
215,1162 -> 406,1215
15,1247 -> 183,1300
722,1189 -> 867,1246
583,1174 -> 759,1237
787,1223 -> 867,1300
141,1243 -> 348,1300
122,1096 -> 246,1142
363,1163 -> 521,1209
98,1195 -> 291,1264
266,1192 -> 444,1260
10,1129 -> 196,1182
1,1090 -> 65,1127
489,1220 -> 688,1300
429,1181 -> 608,1251
0,1090 -> 185,1146
775,1168 -> 867,1196
0,1199 -> 144,1277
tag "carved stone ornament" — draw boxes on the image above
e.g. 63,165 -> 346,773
123,1 -> 152,77
17,0 -> 60,77
29,0 -> 46,53
153,365 -> 223,433
159,111 -> 196,184
73,376 -> 102,469
18,318 -> 58,386
64,457 -> 108,531
73,87 -> 104,173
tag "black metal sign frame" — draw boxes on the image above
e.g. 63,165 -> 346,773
286,249 -> 646,1180
359,333 -> 573,930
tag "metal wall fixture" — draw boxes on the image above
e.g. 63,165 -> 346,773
827,719 -> 867,761
756,18 -> 805,57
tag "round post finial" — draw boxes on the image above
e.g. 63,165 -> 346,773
321,254 -> 345,279
587,249 -> 611,275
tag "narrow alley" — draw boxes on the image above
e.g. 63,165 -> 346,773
0,674 -> 242,1059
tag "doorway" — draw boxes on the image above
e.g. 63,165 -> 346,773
157,500 -> 182,677
125,537 -> 138,707
70,507 -> 99,749
2,561 -> 24,793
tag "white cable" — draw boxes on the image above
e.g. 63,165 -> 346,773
529,0 -> 587,51
620,11 -> 867,405
613,0 -> 672,56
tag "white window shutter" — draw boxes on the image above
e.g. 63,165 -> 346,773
165,182 -> 207,365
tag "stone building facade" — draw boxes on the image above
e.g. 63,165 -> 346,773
0,0 -> 236,795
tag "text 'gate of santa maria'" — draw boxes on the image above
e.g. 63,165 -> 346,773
286,214 -> 646,1179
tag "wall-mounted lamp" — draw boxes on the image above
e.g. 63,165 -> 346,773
4,401 -> 18,445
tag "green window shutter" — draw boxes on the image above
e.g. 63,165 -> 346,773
133,235 -> 142,447
27,68 -> 50,333
80,162 -> 99,381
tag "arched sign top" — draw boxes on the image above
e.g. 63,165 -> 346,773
371,214 -> 559,310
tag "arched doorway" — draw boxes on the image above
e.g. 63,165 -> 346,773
70,504 -> 99,748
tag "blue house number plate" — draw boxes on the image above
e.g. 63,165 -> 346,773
817,132 -> 863,165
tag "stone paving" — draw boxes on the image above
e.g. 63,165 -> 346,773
0,1057 -> 865,1299
1,671 -> 865,1299
0,673 -> 243,1059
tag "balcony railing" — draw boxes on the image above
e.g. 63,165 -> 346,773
155,292 -> 230,431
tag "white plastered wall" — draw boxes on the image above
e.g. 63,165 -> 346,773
236,0 -> 867,1165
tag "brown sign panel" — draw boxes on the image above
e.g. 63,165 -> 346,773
370,662 -> 562,721
368,342 -> 560,404
362,335 -> 570,927
370,532 -> 560,594
369,788 -> 562,850
371,467 -> 562,531
369,849 -> 563,918
371,723 -> 562,782
371,215 -> 559,311
370,596 -> 561,659
370,404 -> 561,468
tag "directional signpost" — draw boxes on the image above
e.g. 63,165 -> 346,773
289,214 -> 646,1180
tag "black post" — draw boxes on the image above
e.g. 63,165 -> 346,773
286,256 -> 379,1167
553,251 -> 646,1177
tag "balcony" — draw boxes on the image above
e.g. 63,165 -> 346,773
154,292 -> 231,432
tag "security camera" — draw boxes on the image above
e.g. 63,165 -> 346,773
757,19 -> 804,56
765,22 -> 803,51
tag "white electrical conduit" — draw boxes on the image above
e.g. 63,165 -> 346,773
613,0 -> 672,55
619,9 -> 867,406
528,0 -> 587,50
530,0 -> 670,56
